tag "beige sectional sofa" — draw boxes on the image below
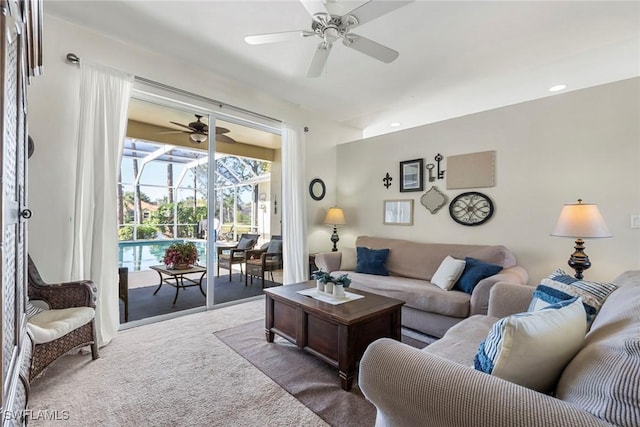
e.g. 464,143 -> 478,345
358,270 -> 640,427
315,236 -> 528,338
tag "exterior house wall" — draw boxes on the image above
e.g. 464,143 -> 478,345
333,78 -> 640,283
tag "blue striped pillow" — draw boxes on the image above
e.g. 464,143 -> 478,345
528,269 -> 618,325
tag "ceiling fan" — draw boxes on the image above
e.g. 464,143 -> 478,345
159,114 -> 237,144
245,0 -> 413,77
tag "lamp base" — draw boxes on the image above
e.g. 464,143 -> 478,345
567,238 -> 591,280
330,225 -> 340,252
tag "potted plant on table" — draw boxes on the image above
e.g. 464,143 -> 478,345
312,270 -> 332,292
331,274 -> 351,298
163,242 -> 198,270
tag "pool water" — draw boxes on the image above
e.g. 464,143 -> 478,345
118,239 -> 208,272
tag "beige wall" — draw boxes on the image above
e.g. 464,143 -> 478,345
26,15 -> 361,280
335,78 -> 640,283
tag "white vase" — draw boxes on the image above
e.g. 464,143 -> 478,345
316,280 -> 325,292
325,282 -> 334,294
333,284 -> 345,298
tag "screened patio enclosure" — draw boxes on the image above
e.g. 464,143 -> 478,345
118,137 -> 272,250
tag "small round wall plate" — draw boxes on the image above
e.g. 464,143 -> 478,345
449,191 -> 494,226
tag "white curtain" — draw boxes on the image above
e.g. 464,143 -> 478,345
281,122 -> 308,284
70,61 -> 133,346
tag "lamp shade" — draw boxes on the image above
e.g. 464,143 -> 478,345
551,200 -> 612,238
324,207 -> 346,225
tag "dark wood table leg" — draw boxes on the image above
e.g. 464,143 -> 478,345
338,324 -> 355,391
265,294 -> 275,342
172,275 -> 181,306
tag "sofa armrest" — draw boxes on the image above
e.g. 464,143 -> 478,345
469,266 -> 528,315
487,282 -> 536,318
314,251 -> 342,273
359,338 -> 614,427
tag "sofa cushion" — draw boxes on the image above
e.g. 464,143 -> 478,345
556,277 -> 640,427
474,297 -> 587,393
424,314 -> 497,366
341,247 -> 357,271
335,270 -> 471,318
355,236 -> 515,281
431,256 -> 466,290
454,257 -> 503,294
528,269 -> 618,325
27,307 -> 95,344
355,247 -> 390,276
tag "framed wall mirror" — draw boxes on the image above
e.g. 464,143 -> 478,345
309,178 -> 326,201
384,199 -> 414,225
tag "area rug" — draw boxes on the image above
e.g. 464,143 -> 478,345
215,319 -> 376,427
120,274 -> 280,322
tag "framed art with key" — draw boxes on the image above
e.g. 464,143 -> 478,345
399,159 -> 424,192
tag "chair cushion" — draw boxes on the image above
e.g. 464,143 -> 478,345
266,239 -> 282,254
355,247 -> 390,276
453,257 -> 503,294
474,297 -> 586,393
236,237 -> 256,250
27,307 -> 95,344
26,300 -> 47,318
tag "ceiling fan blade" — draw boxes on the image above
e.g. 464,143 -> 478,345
216,134 -> 237,144
299,0 -> 329,18
169,121 -> 196,131
156,130 -> 189,135
245,30 -> 314,45
307,43 -> 332,77
215,127 -> 230,135
343,34 -> 399,63
344,0 -> 413,28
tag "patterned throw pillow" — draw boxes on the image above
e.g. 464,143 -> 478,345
355,247 -> 390,276
528,269 -> 618,325
474,297 -> 587,393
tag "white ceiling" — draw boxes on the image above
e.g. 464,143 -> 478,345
46,1 -> 640,138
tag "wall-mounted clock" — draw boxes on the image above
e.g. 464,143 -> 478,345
449,191 -> 494,226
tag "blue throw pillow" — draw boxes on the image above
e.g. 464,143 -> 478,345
355,247 -> 390,276
453,257 -> 503,294
528,269 -> 618,326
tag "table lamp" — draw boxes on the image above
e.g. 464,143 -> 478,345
324,207 -> 346,252
551,199 -> 612,279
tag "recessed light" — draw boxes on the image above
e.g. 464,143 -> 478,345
549,84 -> 567,92
390,122 -> 401,127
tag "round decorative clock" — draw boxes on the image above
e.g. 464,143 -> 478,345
449,191 -> 494,226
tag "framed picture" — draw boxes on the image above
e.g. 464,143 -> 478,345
384,199 -> 414,225
400,159 -> 424,192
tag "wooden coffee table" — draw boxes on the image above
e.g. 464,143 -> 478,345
264,282 -> 404,391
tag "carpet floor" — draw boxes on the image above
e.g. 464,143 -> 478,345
30,299 -> 327,427
120,273 -> 280,323
215,320 -> 376,427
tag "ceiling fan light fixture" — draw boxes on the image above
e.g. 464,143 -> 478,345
190,133 -> 207,143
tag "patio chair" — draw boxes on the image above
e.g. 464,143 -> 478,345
216,233 -> 260,281
26,255 -> 99,381
245,235 -> 283,288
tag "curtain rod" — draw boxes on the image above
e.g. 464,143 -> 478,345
65,52 -> 309,132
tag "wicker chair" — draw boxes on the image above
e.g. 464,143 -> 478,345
27,255 -> 99,381
216,233 -> 260,281
245,236 -> 283,288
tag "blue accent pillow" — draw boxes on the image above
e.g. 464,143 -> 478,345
355,247 -> 390,276
528,269 -> 618,326
453,257 -> 503,294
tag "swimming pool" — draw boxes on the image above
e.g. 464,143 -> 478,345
118,239 -> 208,272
